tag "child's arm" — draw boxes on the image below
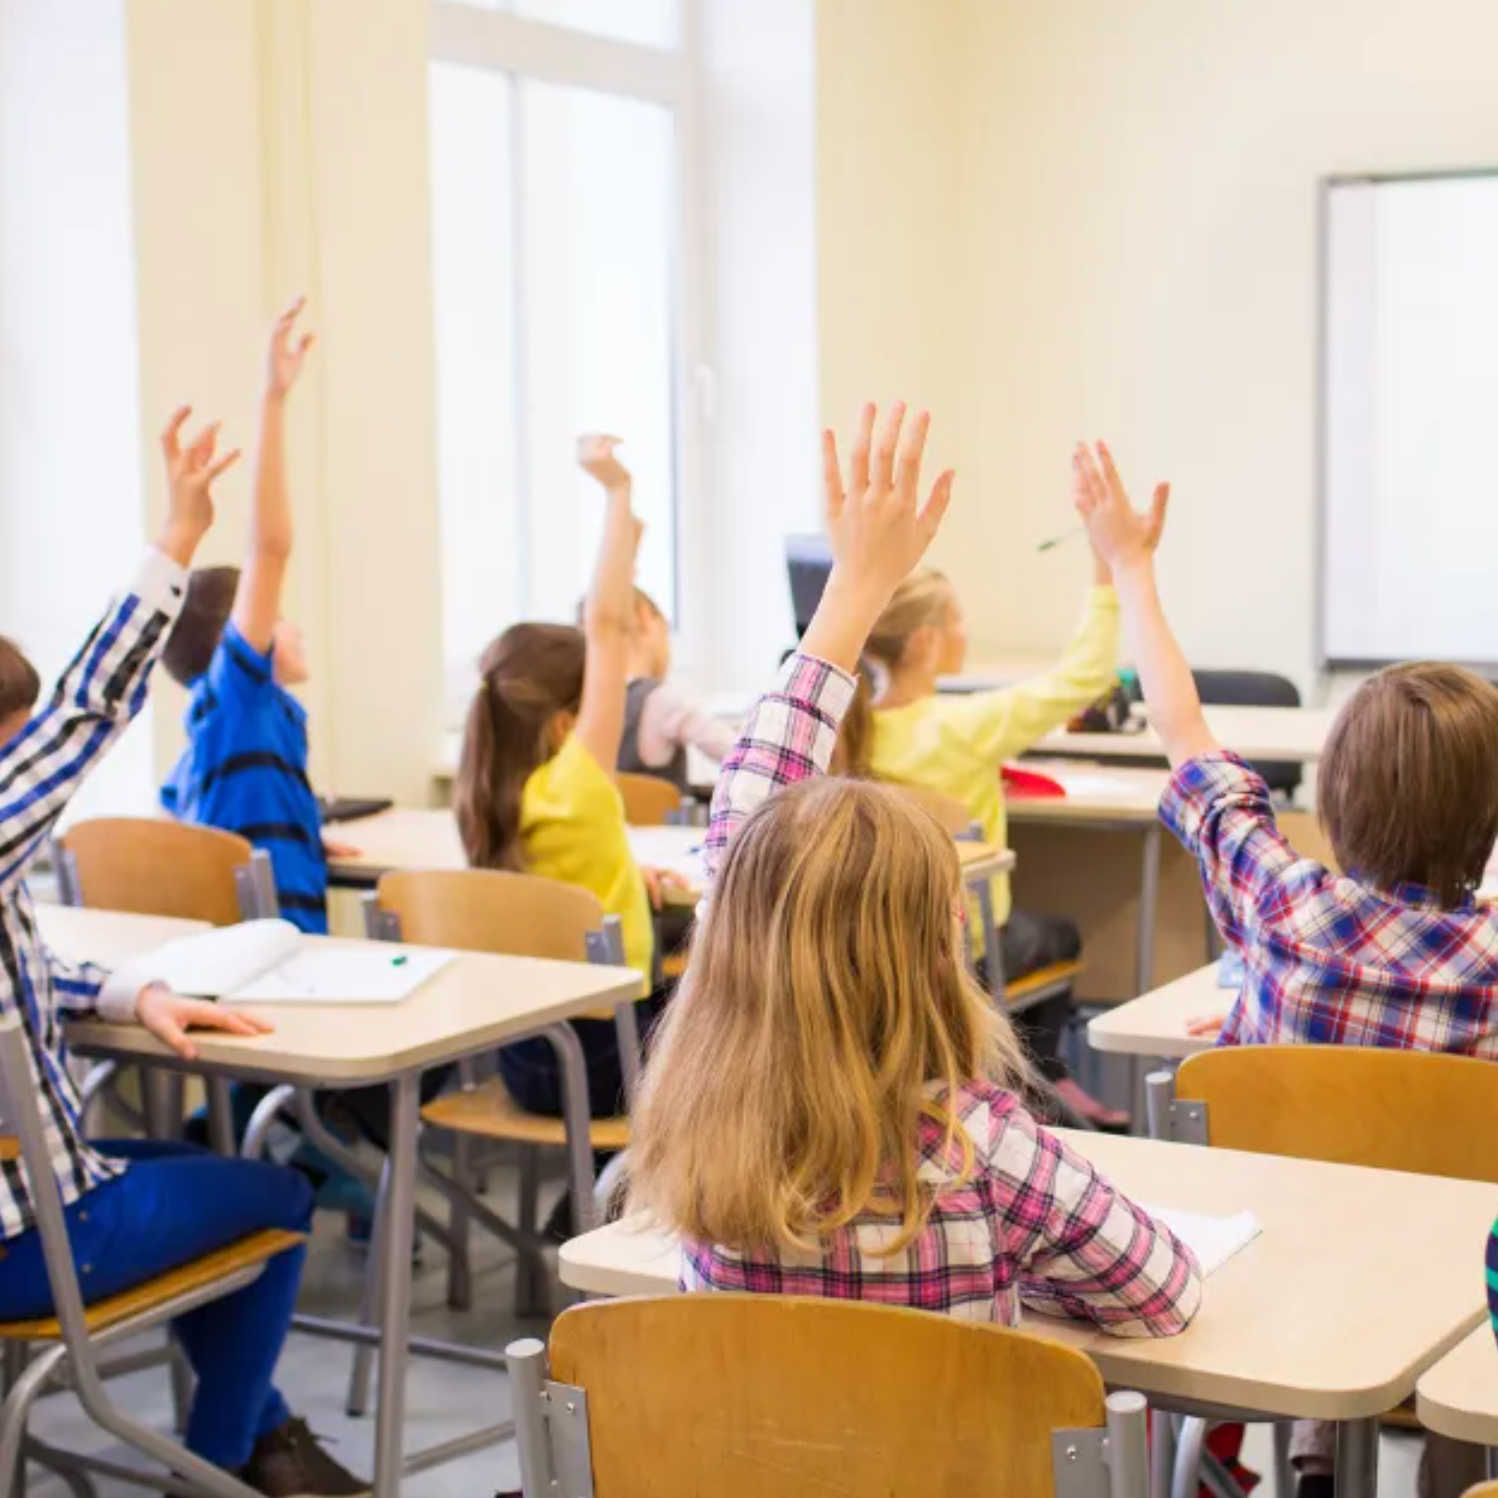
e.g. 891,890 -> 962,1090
993,1104 -> 1203,1338
637,685 -> 739,763
1074,443 -> 1308,944
1072,442 -> 1216,767
0,410 -> 236,893
231,298 -> 315,654
705,403 -> 954,875
939,555 -> 1121,761
574,435 -> 643,773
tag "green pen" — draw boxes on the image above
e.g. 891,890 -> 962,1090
392,955 -> 409,968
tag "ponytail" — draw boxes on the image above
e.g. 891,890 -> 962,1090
453,624 -> 587,872
836,660 -> 878,778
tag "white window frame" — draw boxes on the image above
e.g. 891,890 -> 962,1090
429,0 -> 712,676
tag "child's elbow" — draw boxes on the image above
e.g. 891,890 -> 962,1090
1117,1259 -> 1204,1340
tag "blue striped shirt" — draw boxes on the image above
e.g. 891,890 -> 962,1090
0,550 -> 188,1240
161,623 -> 327,934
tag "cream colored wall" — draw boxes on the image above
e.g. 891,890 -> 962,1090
126,0 -> 442,805
817,0 -> 1498,689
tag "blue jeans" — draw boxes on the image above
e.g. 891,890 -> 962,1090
0,1140 -> 312,1470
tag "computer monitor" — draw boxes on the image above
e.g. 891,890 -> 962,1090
785,534 -> 833,638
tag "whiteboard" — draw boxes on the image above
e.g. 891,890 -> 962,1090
1320,173 -> 1498,667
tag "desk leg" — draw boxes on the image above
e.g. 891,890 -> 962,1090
1136,822 -> 1162,995
372,1074 -> 420,1498
1334,1418 -> 1379,1498
541,1023 -> 601,1235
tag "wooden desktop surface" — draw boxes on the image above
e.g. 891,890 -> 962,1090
1416,1325 -> 1498,1445
560,1129 -> 1496,1420
45,905 -> 642,1086
1087,964 -> 1226,1059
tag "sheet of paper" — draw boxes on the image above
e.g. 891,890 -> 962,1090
1140,1205 -> 1262,1276
226,947 -> 456,1005
1050,773 -> 1140,798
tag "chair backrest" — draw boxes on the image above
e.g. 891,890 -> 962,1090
616,772 -> 684,827
1175,1046 -> 1498,1182
58,818 -> 265,926
889,782 -> 975,837
1191,670 -> 1301,709
374,867 -> 607,963
538,1296 -> 1114,1498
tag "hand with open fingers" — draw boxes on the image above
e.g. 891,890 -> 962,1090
134,984 -> 273,1063
1185,1014 -> 1226,1039
1072,440 -> 1170,572
578,434 -> 632,495
265,295 -> 317,401
640,865 -> 690,912
821,402 -> 955,601
158,406 -> 242,564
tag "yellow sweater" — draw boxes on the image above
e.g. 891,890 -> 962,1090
870,586 -> 1122,926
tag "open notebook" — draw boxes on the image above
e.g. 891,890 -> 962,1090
112,920 -> 454,1006
1141,1205 -> 1262,1276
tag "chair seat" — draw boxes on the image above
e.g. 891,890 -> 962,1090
422,1076 -> 631,1151
0,1229 -> 306,1342
1005,959 -> 1084,1008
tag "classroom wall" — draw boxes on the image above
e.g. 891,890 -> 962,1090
816,0 -> 1498,691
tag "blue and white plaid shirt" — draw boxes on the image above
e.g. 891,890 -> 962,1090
0,551 -> 187,1241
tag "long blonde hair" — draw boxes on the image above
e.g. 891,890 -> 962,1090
840,569 -> 957,777
628,777 -> 1031,1255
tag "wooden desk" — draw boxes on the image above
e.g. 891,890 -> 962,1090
328,808 -> 1013,904
1038,706 -> 1336,766
36,904 -> 208,968
1416,1326 -> 1498,1446
1087,964 -> 1226,1061
561,1131 -> 1496,1432
56,913 -> 639,1498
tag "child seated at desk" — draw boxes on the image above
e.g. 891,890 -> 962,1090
1071,438 -> 1497,1498
629,403 -> 1201,1338
0,411 -> 368,1497
837,524 -> 1127,1128
456,437 -> 676,1126
617,587 -> 735,790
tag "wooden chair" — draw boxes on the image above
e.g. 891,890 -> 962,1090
506,1295 -> 1150,1498
356,870 -> 641,1372
1463,1484 -> 1498,1497
1150,1047 -> 1498,1498
54,817 -> 277,926
616,772 -> 686,827
0,1015 -> 304,1498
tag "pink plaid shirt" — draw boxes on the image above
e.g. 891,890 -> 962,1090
685,654 -> 1202,1337
1164,752 -> 1498,1053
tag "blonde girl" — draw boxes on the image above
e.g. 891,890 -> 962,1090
629,404 -> 1200,1334
838,515 -> 1126,1127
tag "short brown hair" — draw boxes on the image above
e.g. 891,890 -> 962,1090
0,638 -> 41,723
1319,662 -> 1498,908
163,566 -> 240,686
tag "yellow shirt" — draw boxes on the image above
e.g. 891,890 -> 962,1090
521,733 -> 654,992
870,586 -> 1121,926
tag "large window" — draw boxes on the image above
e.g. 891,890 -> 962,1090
429,0 -> 703,702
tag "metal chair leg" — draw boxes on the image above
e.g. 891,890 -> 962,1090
22,1435 -> 100,1498
169,1335 -> 192,1434
346,1157 -> 391,1419
240,1084 -> 298,1161
0,1343 -> 69,1495
1172,1415 -> 1210,1498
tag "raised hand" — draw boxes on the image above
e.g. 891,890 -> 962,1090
803,402 -> 955,673
265,296 -> 317,402
1072,441 -> 1170,572
158,406 -> 241,565
577,434 -> 632,495
821,402 -> 954,600
134,984 -> 273,1063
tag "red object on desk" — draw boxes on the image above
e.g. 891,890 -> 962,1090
1000,765 -> 1067,799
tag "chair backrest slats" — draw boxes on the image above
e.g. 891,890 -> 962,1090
616,772 -> 685,827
